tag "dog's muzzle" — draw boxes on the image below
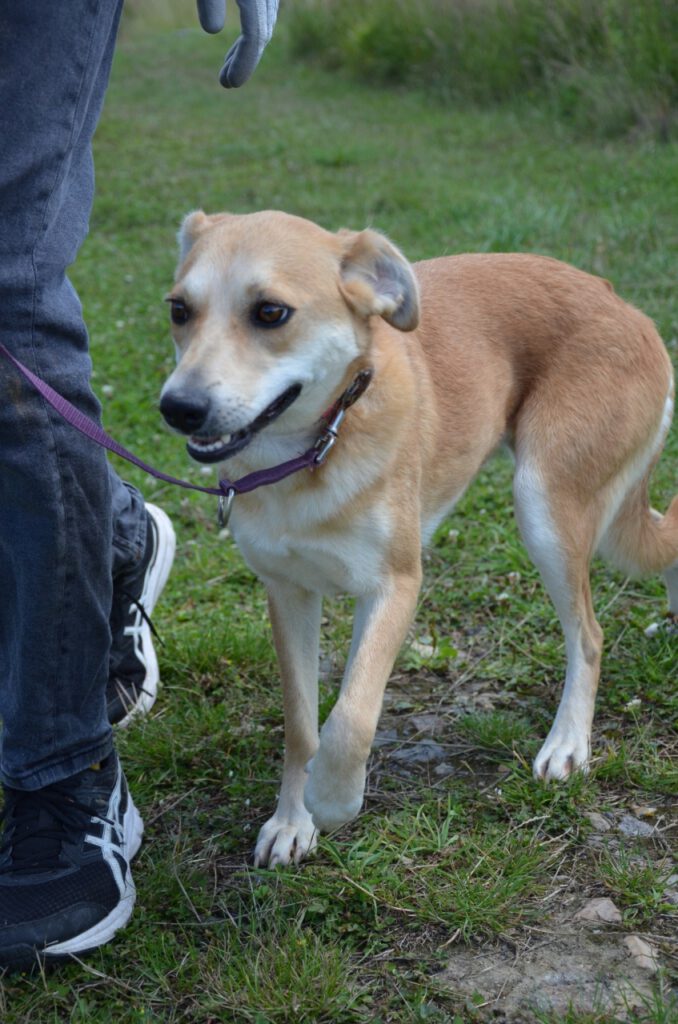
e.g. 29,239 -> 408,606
160,383 -> 303,464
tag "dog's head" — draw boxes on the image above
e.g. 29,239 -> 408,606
159,210 -> 420,463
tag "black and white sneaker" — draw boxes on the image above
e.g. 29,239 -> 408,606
108,503 -> 176,727
0,751 -> 143,970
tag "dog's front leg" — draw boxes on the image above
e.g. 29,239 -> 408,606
253,579 -> 321,867
304,569 -> 422,832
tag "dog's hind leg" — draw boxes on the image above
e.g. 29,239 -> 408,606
253,580 -> 322,867
513,459 -> 604,781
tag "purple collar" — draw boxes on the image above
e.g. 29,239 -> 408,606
0,342 -> 372,522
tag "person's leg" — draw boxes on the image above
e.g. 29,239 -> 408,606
0,0 -> 131,788
0,0 -> 148,968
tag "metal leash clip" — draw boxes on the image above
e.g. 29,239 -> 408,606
313,368 -> 373,466
313,407 -> 345,465
217,487 -> 236,528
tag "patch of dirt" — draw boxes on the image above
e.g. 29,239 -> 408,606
369,668 -> 519,798
434,915 -> 663,1022
369,669 -> 678,1020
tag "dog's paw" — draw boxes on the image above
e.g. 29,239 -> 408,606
304,750 -> 366,832
533,725 -> 590,781
253,810 -> 318,868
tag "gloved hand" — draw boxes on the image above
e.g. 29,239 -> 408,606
196,0 -> 279,88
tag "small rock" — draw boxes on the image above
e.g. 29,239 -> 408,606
574,897 -> 622,924
318,654 -> 337,680
624,935 -> 660,974
618,814 -> 654,838
411,713 -> 446,736
390,739 -> 446,764
585,812 -> 613,832
410,639 -> 435,658
645,613 -> 678,637
433,761 -> 455,777
661,873 -> 678,906
372,729 -> 399,749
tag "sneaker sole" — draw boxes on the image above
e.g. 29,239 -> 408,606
117,503 -> 176,728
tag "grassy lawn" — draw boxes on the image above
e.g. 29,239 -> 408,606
2,21 -> 677,1024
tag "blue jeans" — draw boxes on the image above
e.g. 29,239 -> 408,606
0,1 -> 147,789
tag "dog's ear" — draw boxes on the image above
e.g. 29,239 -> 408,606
338,229 -> 420,332
177,210 -> 211,267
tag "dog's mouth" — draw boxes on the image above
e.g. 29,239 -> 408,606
186,383 -> 303,464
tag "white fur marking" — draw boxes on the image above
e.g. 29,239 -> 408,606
513,461 -> 595,780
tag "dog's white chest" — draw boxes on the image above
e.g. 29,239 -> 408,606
231,502 -> 391,597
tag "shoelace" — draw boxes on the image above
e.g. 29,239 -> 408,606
121,592 -> 162,644
109,593 -> 163,682
0,783 -> 113,875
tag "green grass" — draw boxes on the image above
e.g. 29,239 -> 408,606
1,20 -> 677,1024
285,0 -> 678,139
598,847 -> 677,927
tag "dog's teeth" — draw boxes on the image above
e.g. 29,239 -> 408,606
192,436 -> 229,453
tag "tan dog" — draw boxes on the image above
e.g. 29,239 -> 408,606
159,210 -> 678,868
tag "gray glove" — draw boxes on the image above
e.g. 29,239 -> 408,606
196,0 -> 279,88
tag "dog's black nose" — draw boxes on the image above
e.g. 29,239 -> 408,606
160,391 -> 210,434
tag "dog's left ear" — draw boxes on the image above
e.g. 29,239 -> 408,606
338,229 -> 420,332
177,209 -> 213,268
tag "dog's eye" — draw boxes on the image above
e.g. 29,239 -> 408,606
253,302 -> 293,327
169,299 -> 191,326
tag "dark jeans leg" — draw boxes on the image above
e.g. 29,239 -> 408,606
0,0 -> 144,789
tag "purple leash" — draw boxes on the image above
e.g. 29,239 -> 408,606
0,342 -> 372,523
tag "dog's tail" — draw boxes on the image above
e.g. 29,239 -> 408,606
597,370 -> 677,580
600,471 -> 678,578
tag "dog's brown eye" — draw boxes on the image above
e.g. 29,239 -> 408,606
169,299 -> 190,326
253,302 -> 292,327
